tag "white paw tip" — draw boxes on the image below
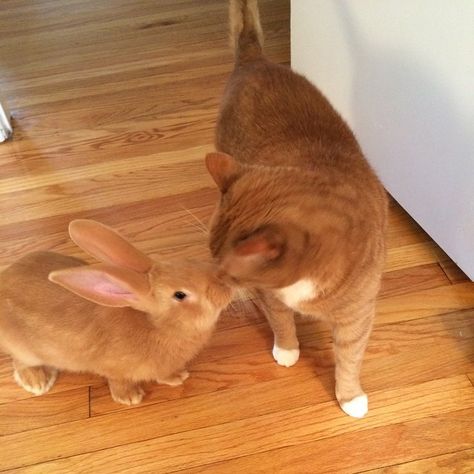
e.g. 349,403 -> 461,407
341,394 -> 368,418
272,345 -> 300,367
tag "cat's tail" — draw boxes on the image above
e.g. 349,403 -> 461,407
229,0 -> 264,63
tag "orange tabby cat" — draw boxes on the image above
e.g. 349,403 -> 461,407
205,0 -> 388,417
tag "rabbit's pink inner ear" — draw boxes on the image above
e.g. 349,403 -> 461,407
68,220 -> 153,273
49,265 -> 150,308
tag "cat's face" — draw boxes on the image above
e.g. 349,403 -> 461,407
206,152 -> 308,289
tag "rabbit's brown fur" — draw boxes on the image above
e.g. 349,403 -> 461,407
0,221 -> 232,405
205,0 -> 388,417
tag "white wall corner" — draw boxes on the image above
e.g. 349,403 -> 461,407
0,100 -> 13,142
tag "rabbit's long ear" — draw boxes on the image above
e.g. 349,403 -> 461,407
49,263 -> 151,308
69,220 -> 152,273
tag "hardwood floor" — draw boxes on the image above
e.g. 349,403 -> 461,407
0,1 -> 473,472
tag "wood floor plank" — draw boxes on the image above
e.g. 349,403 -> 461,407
386,201 -> 430,248
5,376 -> 473,472
379,263 -> 451,298
375,282 -> 474,325
0,355 -> 100,404
0,388 -> 89,436
440,259 -> 471,284
1,0 -> 473,471
91,320 -> 474,415
90,337 -> 474,419
0,188 -> 217,272
1,305 -> 471,408
0,146 -> 210,196
364,448 -> 474,474
89,309 -> 474,416
385,241 -> 448,272
206,305 -> 474,365
0,153 -> 215,227
181,409 -> 474,474
1,372 -> 333,471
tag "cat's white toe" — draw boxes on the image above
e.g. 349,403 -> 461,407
340,394 -> 368,418
272,344 -> 300,367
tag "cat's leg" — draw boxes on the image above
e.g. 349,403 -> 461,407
12,360 -> 58,395
108,379 -> 145,405
331,301 -> 375,418
255,290 -> 300,367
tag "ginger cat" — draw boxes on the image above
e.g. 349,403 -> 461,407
205,0 -> 388,417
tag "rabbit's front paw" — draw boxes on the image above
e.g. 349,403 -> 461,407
108,380 -> 145,406
178,370 -> 190,382
158,370 -> 189,387
13,365 -> 58,396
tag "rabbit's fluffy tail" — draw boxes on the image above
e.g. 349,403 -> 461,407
229,0 -> 264,63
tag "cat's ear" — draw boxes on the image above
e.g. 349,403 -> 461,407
205,152 -> 241,193
222,224 -> 309,284
233,225 -> 285,261
221,226 -> 285,279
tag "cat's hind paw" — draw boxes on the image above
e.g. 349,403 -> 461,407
340,394 -> 368,418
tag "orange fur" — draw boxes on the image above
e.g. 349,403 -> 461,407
206,0 -> 388,417
0,220 -> 232,405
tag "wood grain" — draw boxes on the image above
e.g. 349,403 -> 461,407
182,409 -> 474,474
89,309 -> 473,416
0,0 -> 473,472
5,376 -> 473,472
385,240 -> 448,272
375,282 -> 474,325
440,259 -> 470,284
365,448 -> 474,474
379,263 -> 450,298
386,199 -> 430,248
0,354 -> 100,405
0,387 -> 89,436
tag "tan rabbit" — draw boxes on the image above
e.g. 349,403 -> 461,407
0,220 -> 232,405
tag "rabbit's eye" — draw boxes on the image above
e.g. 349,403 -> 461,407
173,291 -> 187,301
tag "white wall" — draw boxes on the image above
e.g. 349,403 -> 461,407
291,0 -> 474,280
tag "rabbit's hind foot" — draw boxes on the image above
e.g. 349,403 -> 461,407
157,370 -> 189,387
108,379 -> 145,406
13,363 -> 58,396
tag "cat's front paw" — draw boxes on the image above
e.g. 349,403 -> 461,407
339,394 -> 368,418
272,344 -> 300,367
